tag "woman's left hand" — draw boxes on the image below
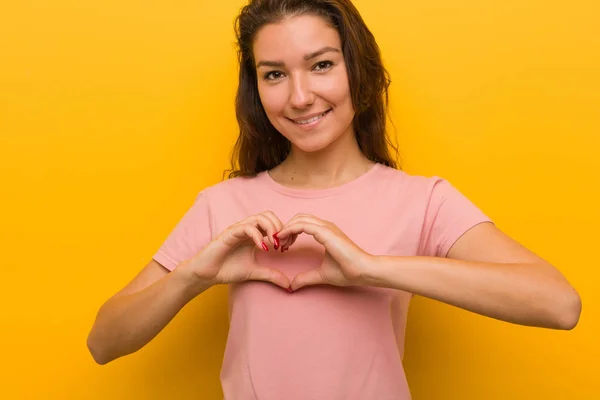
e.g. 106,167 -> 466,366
275,214 -> 374,291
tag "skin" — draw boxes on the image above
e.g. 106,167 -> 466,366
87,12 -> 581,367
253,14 -> 376,189
254,15 -> 582,330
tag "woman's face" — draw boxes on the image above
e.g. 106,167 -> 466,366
253,14 -> 355,153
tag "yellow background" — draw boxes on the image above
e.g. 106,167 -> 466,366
1,1 -> 597,398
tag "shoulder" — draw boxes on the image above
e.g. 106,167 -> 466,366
374,164 -> 450,193
371,165 -> 476,215
195,172 -> 265,201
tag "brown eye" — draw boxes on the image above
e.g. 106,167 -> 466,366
313,61 -> 334,71
264,71 -> 284,81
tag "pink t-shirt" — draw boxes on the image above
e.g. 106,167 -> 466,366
153,163 -> 492,399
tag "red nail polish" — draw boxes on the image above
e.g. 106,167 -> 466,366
286,287 -> 293,293
273,234 -> 280,250
261,241 -> 269,252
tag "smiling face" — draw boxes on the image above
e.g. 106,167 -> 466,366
253,14 -> 355,153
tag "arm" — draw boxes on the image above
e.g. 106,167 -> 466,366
365,222 -> 581,330
87,259 -> 210,365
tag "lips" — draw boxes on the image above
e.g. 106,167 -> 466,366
289,109 -> 332,125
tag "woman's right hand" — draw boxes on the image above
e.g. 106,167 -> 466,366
179,211 -> 293,290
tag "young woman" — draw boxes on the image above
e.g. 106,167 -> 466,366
87,1 -> 581,398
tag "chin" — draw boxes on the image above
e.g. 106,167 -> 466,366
292,140 -> 330,153
285,131 -> 345,154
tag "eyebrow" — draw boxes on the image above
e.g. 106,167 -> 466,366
255,46 -> 341,68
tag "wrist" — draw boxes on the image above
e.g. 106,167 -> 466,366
172,260 -> 214,298
361,254 -> 391,287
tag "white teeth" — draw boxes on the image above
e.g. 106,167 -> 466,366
295,110 -> 328,125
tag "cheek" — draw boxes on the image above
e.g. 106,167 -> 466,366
321,70 -> 353,109
327,87 -> 354,124
330,85 -> 352,108
258,84 -> 287,116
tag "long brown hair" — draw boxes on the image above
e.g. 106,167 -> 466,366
225,0 -> 400,179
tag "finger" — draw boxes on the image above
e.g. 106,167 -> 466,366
277,214 -> 313,249
230,223 -> 269,251
285,213 -> 322,226
248,266 -> 291,290
277,221 -> 328,244
278,231 -> 296,251
260,211 -> 286,249
279,215 -> 302,248
248,213 -> 279,247
281,233 -> 298,253
290,268 -> 325,291
262,210 -> 284,235
284,216 -> 326,229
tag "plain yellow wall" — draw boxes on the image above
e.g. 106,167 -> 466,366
1,1 -> 597,398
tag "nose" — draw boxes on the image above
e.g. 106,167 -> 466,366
289,73 -> 315,109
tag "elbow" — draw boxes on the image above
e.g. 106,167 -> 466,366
551,287 -> 582,330
87,333 -> 112,365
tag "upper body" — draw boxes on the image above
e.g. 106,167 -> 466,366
87,1 -> 581,398
153,163 -> 492,399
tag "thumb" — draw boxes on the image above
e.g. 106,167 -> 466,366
290,268 -> 325,291
248,266 -> 291,291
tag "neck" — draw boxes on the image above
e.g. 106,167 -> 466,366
270,129 -> 375,190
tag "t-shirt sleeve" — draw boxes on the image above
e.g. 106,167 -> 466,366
152,189 -> 214,271
420,178 -> 493,258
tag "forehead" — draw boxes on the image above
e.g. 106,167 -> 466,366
253,14 -> 341,61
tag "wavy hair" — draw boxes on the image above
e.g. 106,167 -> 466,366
225,0 -> 400,179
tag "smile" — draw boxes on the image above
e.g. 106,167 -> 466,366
289,109 -> 332,127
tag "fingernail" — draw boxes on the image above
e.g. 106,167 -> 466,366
273,234 -> 280,250
261,241 -> 269,252
286,286 -> 293,293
